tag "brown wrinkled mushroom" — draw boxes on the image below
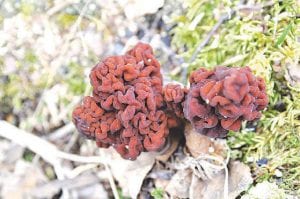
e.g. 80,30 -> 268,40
183,66 -> 268,138
163,84 -> 188,118
72,42 -> 171,160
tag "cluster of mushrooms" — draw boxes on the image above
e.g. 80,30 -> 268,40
72,43 -> 268,160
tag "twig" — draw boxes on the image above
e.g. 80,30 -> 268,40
179,143 -> 231,199
189,13 -> 231,64
100,150 -> 120,199
31,173 -> 100,198
181,0 -> 246,83
64,132 -> 79,151
0,120 -> 104,164
0,119 -> 106,199
187,0 -> 277,65
69,163 -> 99,178
57,151 -> 104,164
0,118 -> 105,198
105,163 -> 120,199
47,122 -> 75,141
190,0 -> 247,63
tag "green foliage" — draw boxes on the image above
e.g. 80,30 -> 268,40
275,22 -> 292,47
56,13 -> 78,29
23,149 -> 35,162
172,0 -> 300,194
151,188 -> 164,199
20,2 -> 35,16
0,51 -> 46,114
65,62 -> 86,95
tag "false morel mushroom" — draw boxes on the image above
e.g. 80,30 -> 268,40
183,66 -> 268,138
72,43 -> 171,160
163,83 -> 188,119
72,42 -> 269,159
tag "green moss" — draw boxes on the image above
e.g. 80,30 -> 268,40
20,3 -> 35,16
23,149 -> 35,162
151,188 -> 164,199
172,0 -> 300,194
25,51 -> 38,64
65,62 -> 86,95
56,13 -> 78,29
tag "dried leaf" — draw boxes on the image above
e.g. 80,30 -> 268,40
166,169 -> 193,198
189,161 -> 253,199
184,124 -> 226,158
102,148 -> 157,198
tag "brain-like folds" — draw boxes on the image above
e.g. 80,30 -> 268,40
183,66 -> 268,138
72,41 -> 269,158
72,43 -> 169,160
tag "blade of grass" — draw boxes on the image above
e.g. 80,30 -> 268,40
275,22 -> 292,47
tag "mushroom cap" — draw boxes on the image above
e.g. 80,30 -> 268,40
72,43 -> 169,160
184,66 -> 268,138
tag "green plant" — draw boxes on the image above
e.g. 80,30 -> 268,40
151,188 -> 164,199
172,0 -> 300,194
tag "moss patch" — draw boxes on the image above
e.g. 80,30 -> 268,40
172,0 -> 300,194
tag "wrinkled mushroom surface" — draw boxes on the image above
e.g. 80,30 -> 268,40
72,43 -> 170,160
184,66 -> 268,138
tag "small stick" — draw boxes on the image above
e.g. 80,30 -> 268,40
181,0 -> 246,83
0,120 -> 104,164
47,123 -> 75,141
100,150 -> 120,199
190,0 -> 247,63
0,120 -> 108,198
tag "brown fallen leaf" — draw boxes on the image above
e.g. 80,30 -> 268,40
101,148 -> 158,198
165,169 -> 193,198
189,161 -> 253,199
184,123 -> 227,159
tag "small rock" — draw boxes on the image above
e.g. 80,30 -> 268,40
274,169 -> 283,178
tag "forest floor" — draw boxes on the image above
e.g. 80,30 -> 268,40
0,0 -> 299,198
